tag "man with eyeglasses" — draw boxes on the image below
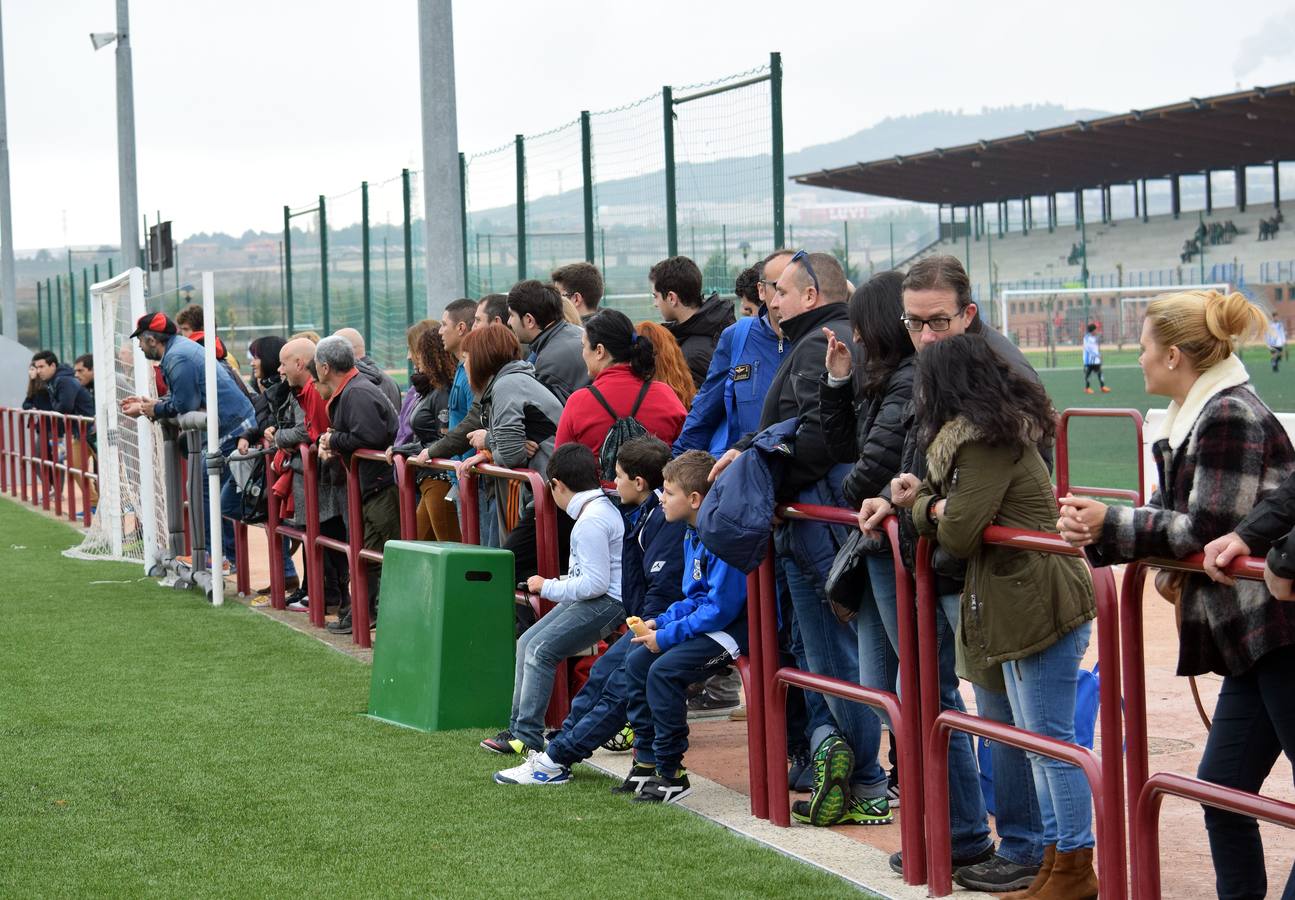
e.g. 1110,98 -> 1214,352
551,262 -> 603,324
858,255 -> 1050,891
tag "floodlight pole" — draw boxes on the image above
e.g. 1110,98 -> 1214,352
114,0 -> 140,275
0,3 -> 15,341
417,0 -> 464,314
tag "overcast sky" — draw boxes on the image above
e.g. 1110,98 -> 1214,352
5,0 -> 1294,249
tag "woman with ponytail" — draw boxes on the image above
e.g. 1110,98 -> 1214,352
1059,290 -> 1295,900
556,308 -> 687,458
635,320 -> 696,410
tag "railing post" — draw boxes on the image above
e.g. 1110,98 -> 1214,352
302,445 -> 326,630
395,455 -> 418,540
743,568 -> 768,820
64,416 -> 77,523
346,454 -> 372,649
265,472 -> 287,610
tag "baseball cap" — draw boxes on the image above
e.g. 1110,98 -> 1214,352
128,311 -> 177,339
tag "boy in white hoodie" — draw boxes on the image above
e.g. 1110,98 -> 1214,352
480,443 -> 625,761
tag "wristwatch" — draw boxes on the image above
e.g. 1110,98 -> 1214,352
926,497 -> 941,525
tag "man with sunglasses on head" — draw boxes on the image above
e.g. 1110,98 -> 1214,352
856,255 -> 1050,891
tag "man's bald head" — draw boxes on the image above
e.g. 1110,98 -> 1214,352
279,337 -> 317,388
334,327 -> 365,358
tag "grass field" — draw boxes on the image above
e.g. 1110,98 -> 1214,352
0,500 -> 867,898
1037,346 -> 1295,500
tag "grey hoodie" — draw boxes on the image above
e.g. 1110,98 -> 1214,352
480,359 -> 565,503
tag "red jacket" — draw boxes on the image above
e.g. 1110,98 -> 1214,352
556,364 -> 686,456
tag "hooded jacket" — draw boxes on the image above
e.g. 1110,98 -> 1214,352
152,334 -> 257,449
539,488 -> 624,604
620,491 -> 687,621
673,312 -> 786,456
44,363 -> 95,419
355,355 -> 401,414
326,367 -> 398,501
526,320 -> 589,403
653,525 -> 749,656
480,359 -> 564,476
665,294 -> 737,389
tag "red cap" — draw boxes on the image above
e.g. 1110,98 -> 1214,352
129,311 -> 177,339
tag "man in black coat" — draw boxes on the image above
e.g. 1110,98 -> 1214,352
652,255 -> 736,390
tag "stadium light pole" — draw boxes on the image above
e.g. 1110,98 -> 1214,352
0,2 -> 17,341
417,0 -> 464,313
91,0 -> 140,278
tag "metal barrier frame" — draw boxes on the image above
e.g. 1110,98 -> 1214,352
917,529 -> 1128,899
759,508 -> 928,885
0,408 -> 97,527
1056,408 -> 1145,505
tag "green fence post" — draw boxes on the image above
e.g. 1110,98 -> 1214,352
46,277 -> 52,353
889,221 -> 894,267
36,281 -> 42,348
600,228 -> 606,276
771,51 -> 785,250
581,111 -> 595,264
843,220 -> 849,276
362,180 -> 372,349
663,87 -> 677,257
514,136 -> 526,280
55,276 -> 64,362
107,257 -> 113,278
319,195 -> 330,335
83,268 -> 90,352
402,168 -> 414,337
283,205 -> 295,334
459,152 -> 470,296
68,258 -> 77,359
722,224 -> 728,292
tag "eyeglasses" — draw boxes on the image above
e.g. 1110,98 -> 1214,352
559,290 -> 575,300
789,249 -> 819,293
900,312 -> 963,332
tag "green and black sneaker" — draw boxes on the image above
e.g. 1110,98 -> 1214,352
790,734 -> 854,826
611,762 -> 656,795
837,793 -> 893,826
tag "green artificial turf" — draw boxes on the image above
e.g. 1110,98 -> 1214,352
0,500 -> 868,898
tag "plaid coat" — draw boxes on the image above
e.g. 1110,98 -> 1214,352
1088,378 -> 1295,676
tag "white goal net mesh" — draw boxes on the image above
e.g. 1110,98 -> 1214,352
64,269 -> 167,568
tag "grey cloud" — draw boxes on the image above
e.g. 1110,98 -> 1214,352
1234,9 -> 1295,78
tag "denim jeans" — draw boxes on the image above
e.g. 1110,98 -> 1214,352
478,483 -> 500,549
1002,620 -> 1095,853
1196,643 -> 1295,900
973,682 -> 1044,866
781,553 -> 885,795
509,595 -> 625,752
624,635 -> 734,774
545,634 -> 633,768
783,576 -> 833,753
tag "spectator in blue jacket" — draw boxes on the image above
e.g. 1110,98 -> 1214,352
494,436 -> 686,787
620,450 -> 748,804
673,250 -> 791,459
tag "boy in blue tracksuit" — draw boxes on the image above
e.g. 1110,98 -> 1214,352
621,450 -> 749,803
494,436 -> 685,787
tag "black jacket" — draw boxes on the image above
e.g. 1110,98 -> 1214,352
394,386 -> 451,483
356,355 -> 401,413
666,294 -> 737,389
45,364 -> 94,418
620,492 -> 687,620
327,371 -> 398,500
820,354 -> 915,508
1236,469 -> 1295,579
742,302 -> 855,497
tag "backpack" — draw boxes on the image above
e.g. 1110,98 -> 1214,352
586,380 -> 652,482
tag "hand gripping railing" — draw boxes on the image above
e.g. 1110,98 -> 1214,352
918,529 -> 1127,899
1056,408 -> 1145,505
760,507 -> 928,886
1119,552 -> 1295,899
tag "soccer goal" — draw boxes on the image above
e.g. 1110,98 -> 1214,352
997,282 -> 1231,351
65,268 -> 167,572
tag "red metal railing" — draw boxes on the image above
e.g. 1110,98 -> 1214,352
760,508 -> 928,886
1056,408 -> 1145,505
0,408 -> 96,527
918,529 -> 1127,899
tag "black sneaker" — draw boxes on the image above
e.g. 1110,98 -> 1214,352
686,689 -> 740,719
788,748 -> 813,794
326,612 -> 352,635
954,854 -> 1041,892
890,845 -> 994,877
610,763 -> 656,795
632,770 -> 692,804
480,730 -> 527,755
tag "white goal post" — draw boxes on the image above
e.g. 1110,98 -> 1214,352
997,282 -> 1232,345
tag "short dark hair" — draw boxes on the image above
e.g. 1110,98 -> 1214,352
444,297 -> 477,327
31,350 -> 57,366
547,442 -> 602,493
507,280 -> 562,330
616,436 -> 671,491
176,304 -> 204,331
74,354 -> 93,371
477,293 -> 509,326
902,255 -> 973,310
551,262 -> 603,309
1087,323 -> 1097,333
735,265 -> 761,304
649,256 -> 703,308
662,450 -> 715,498
584,308 -> 655,381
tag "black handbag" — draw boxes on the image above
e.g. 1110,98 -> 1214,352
825,528 -> 872,624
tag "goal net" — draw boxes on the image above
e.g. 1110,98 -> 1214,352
65,268 -> 167,570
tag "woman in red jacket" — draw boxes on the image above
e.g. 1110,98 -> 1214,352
556,308 -> 687,457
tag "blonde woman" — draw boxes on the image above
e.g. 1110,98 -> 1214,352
1059,290 -> 1295,900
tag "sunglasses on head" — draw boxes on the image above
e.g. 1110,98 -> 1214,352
789,249 -> 820,293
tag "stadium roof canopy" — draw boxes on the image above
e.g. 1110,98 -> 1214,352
791,82 -> 1295,206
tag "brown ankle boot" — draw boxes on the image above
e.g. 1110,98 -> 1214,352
1001,845 -> 1056,899
1033,847 -> 1098,900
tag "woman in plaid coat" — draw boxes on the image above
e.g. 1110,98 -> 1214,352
1059,289 -> 1295,900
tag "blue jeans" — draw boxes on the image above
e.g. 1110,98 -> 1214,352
1196,643 -> 1295,900
1002,620 -> 1095,853
973,682 -> 1044,866
781,553 -> 885,795
509,595 -> 624,751
545,634 -> 632,768
478,484 -> 500,549
624,635 -> 735,774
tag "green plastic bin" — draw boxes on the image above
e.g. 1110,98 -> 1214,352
368,541 -> 515,731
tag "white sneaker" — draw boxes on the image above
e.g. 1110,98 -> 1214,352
286,597 -> 309,612
494,750 -> 571,785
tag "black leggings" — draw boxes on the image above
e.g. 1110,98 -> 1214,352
1083,364 -> 1104,388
